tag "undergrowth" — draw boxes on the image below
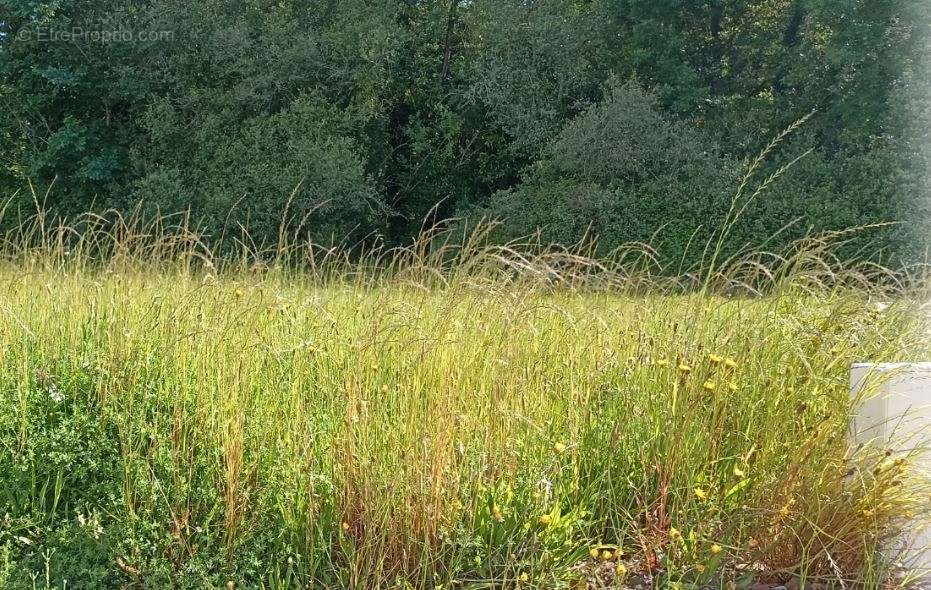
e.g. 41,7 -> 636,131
0,208 -> 927,589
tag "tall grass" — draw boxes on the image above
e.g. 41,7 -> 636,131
0,210 -> 928,589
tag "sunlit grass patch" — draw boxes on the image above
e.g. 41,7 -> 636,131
0,217 -> 928,589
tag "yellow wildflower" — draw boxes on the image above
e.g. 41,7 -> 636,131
554,442 -> 567,453
709,354 -> 724,363
601,550 -> 613,561
728,382 -> 738,392
733,466 -> 746,479
703,380 -> 716,392
519,572 -> 529,583
724,358 -> 738,369
710,544 -> 722,555
655,358 -> 669,366
615,563 -> 627,578
779,505 -> 790,518
678,364 -> 692,374
589,548 -> 600,559
341,521 -> 350,531
694,487 -> 708,500
669,527 -> 682,540
695,564 -> 706,574
538,514 -> 552,526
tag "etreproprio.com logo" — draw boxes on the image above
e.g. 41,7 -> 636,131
16,27 -> 174,43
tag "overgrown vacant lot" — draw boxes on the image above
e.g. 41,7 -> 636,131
0,240 -> 928,589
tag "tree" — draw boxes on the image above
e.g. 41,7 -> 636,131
477,80 -> 739,263
0,0 -> 926,264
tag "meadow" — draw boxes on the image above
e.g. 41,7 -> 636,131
0,218 -> 928,589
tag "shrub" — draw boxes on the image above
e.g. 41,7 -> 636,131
477,80 -> 739,264
127,95 -> 382,246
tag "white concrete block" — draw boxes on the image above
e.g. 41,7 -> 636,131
850,362 -> 931,576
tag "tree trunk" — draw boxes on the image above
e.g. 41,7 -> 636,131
441,0 -> 460,83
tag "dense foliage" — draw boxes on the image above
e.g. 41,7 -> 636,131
0,0 -> 928,262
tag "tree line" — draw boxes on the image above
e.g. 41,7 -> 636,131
1,0 -> 928,265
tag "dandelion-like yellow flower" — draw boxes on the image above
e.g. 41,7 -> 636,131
669,527 -> 682,540
589,548 -> 600,559
615,563 -> 627,577
724,358 -> 738,369
656,358 -> 669,367
601,550 -> 613,561
733,466 -> 746,479
695,564 -> 706,574
703,380 -> 716,392
728,382 -> 738,392
341,521 -> 350,531
554,442 -> 567,453
694,487 -> 708,500
779,505 -> 790,518
538,514 -> 552,526
710,544 -> 722,555
519,572 -> 529,583
678,364 -> 692,374
709,354 -> 724,363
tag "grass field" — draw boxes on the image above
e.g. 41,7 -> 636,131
0,219 -> 928,589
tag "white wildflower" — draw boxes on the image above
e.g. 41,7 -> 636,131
48,385 -> 64,403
